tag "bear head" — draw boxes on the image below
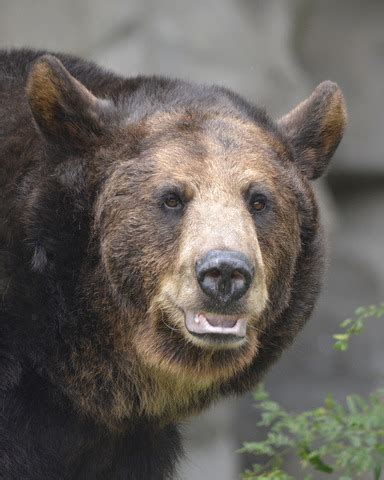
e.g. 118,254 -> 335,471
25,55 -> 346,427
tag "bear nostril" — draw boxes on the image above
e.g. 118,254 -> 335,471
195,250 -> 254,304
207,268 -> 221,279
231,270 -> 245,281
231,270 -> 246,292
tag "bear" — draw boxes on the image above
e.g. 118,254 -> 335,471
0,48 -> 346,479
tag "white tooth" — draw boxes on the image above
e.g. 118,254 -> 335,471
195,315 -> 200,324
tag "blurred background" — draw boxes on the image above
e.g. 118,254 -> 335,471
1,0 -> 383,477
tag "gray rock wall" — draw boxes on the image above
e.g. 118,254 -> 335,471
1,1 -> 383,478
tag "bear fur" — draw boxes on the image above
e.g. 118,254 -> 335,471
0,49 -> 346,479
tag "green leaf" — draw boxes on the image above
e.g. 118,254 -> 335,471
334,340 -> 348,351
325,394 -> 336,409
340,318 -> 352,328
253,385 -> 269,402
307,453 -> 334,473
333,334 -> 350,341
376,445 -> 384,455
355,306 -> 367,315
374,465 -> 382,480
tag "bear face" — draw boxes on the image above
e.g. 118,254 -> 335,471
21,54 -> 346,427
96,113 -> 300,376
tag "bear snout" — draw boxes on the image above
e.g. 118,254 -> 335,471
195,249 -> 254,305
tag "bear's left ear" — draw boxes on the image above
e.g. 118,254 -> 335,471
27,54 -> 114,153
278,81 -> 347,180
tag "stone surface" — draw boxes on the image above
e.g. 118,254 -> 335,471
0,0 -> 143,55
178,399 -> 239,480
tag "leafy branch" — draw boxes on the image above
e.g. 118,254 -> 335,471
240,303 -> 384,479
333,304 -> 384,351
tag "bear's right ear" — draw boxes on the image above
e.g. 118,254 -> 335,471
27,55 -> 114,152
278,81 -> 347,180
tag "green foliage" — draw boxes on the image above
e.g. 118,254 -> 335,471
240,304 -> 384,479
333,304 -> 384,351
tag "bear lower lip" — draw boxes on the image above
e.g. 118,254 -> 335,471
184,311 -> 247,338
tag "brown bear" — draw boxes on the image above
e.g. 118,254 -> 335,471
0,49 -> 346,479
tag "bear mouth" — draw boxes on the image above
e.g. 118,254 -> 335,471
184,311 -> 247,347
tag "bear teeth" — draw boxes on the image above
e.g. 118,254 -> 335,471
184,311 -> 247,340
195,313 -> 206,324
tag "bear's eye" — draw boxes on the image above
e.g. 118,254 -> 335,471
249,193 -> 267,213
163,193 -> 183,210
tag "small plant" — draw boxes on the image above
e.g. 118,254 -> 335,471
240,304 -> 384,480
333,304 -> 384,351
